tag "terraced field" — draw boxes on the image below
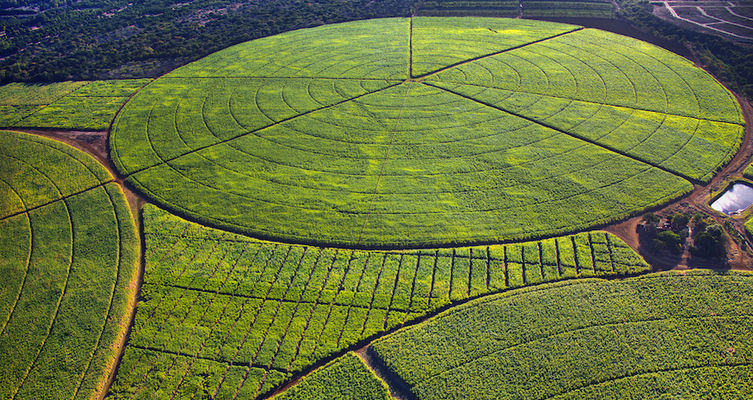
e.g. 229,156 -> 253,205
371,271 -> 753,399
107,204 -> 648,399
110,17 -> 744,248
0,130 -> 139,399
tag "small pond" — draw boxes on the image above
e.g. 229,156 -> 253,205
710,182 -> 753,215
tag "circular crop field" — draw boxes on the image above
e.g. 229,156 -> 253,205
111,17 -> 745,248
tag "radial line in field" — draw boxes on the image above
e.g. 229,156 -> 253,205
128,344 -> 289,373
356,84 -> 413,246
412,27 -> 584,81
409,17 -> 414,79
425,82 -> 700,185
123,81 -> 403,177
0,180 -> 115,221
436,80 -> 744,126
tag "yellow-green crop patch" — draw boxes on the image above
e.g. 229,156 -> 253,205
110,17 -> 744,248
107,204 -> 648,399
0,79 -> 151,130
370,271 -> 753,399
0,130 -> 139,399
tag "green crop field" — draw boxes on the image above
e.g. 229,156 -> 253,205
0,79 -> 151,130
0,15 -> 749,400
107,204 -> 648,399
271,352 -> 390,400
0,130 -> 139,399
370,271 -> 753,399
109,17 -> 744,248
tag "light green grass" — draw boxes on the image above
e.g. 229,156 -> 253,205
107,204 -> 648,399
371,270 -> 753,399
0,130 -> 139,399
110,18 -> 741,248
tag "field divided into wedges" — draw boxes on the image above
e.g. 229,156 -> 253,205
0,130 -> 139,399
109,17 -> 744,248
107,205 -> 649,399
371,271 -> 753,399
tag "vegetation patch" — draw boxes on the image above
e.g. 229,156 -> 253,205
110,17 -> 743,248
272,352 -> 390,400
0,79 -> 151,130
0,130 -> 139,399
107,204 -> 648,399
370,270 -> 753,399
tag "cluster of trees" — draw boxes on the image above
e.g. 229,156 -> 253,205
642,211 -> 726,257
0,0 -> 414,82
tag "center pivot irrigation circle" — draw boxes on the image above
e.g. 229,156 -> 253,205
111,17 -> 744,248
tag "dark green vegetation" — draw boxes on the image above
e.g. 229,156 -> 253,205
0,0 -> 413,83
419,0 -> 615,18
0,130 -> 139,399
371,271 -> 753,399
110,17 -> 743,247
107,204 -> 648,399
0,79 -> 151,130
272,352 -> 390,400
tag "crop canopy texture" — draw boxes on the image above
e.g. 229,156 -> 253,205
0,130 -> 139,399
110,17 -> 745,248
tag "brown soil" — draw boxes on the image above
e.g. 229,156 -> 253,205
604,94 -> 753,271
12,128 -> 146,216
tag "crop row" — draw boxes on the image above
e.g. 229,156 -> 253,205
0,131 -> 139,399
370,271 -> 753,399
0,79 -> 151,130
107,204 -> 649,399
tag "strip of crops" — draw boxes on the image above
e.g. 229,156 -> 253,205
107,204 -> 649,399
0,130 -> 139,399
0,79 -> 151,130
370,271 -> 753,399
271,352 -> 390,400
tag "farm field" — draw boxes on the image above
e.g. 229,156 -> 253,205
370,271 -> 753,399
106,204 -> 648,399
0,79 -> 152,130
271,352 -> 390,400
0,14 -> 750,400
0,130 -> 139,399
110,17 -> 744,248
